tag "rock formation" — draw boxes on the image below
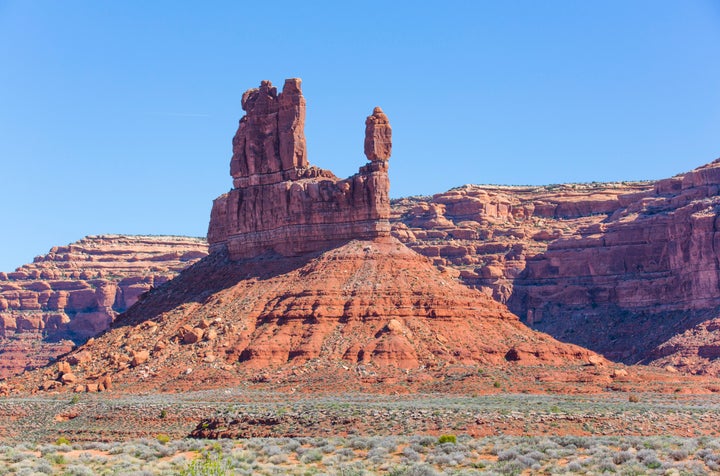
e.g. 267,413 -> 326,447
0,235 -> 207,378
7,135 -> 720,381
10,78 -> 613,395
209,79 -> 390,259
364,106 -> 392,161
391,160 -> 720,374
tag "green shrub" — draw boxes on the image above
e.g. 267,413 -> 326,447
159,409 -> 168,419
179,452 -> 231,476
438,434 -> 457,444
55,437 -> 71,446
156,434 -> 170,444
301,449 -> 323,463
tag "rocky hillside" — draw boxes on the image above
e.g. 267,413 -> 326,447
0,235 -> 207,378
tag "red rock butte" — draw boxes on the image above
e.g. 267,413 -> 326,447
4,78 -> 617,395
208,78 -> 391,259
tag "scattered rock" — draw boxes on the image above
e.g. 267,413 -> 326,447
131,350 -> 149,367
181,327 -> 204,344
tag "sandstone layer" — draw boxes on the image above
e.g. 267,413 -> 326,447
0,235 -> 207,378
391,159 -> 720,374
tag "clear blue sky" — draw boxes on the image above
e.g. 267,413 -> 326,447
1,1 -> 719,272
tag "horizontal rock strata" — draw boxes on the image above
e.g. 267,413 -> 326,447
391,159 -> 720,373
0,235 -> 207,378
208,79 -> 391,259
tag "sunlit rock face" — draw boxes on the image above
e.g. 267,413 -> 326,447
208,78 -> 391,259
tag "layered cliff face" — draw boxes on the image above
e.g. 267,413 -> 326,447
391,182 -> 652,304
391,160 -> 720,373
208,79 -> 391,259
512,160 -> 720,366
10,78 -> 614,395
0,235 -> 207,378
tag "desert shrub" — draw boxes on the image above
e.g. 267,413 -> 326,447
438,434 -> 457,445
30,459 -> 53,475
81,441 -> 111,452
635,448 -> 657,463
367,446 -> 389,464
8,451 -> 28,463
336,462 -> 367,475
179,452 -> 232,476
566,460 -> 583,472
698,448 -> 720,463
268,453 -> 288,464
514,454 -> 536,468
388,464 -> 439,476
336,447 -> 355,460
596,457 -> 617,472
260,444 -> 282,457
9,459 -> 37,475
402,446 -> 421,462
309,437 -> 329,448
410,436 -> 437,448
612,450 -> 634,465
429,453 -> 453,466
156,434 -> 170,444
498,458 -> 526,475
55,437 -> 71,446
670,449 -> 688,461
349,436 -> 372,450
301,449 -> 323,463
320,443 -> 336,454
64,465 -> 94,476
524,449 -> 545,462
628,394 -> 639,403
497,449 -> 519,461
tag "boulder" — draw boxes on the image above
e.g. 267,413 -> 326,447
130,350 -> 149,367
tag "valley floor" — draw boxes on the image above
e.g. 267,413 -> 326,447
0,390 -> 719,474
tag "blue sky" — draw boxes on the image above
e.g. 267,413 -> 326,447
1,1 -> 719,271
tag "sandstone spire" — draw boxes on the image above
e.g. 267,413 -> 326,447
364,106 -> 392,162
229,78 -> 308,187
208,79 -> 391,259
